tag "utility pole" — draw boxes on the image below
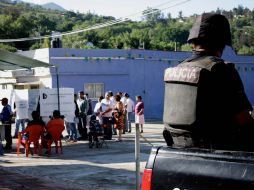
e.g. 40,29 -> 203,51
135,124 -> 141,190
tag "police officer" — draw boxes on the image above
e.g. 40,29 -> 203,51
163,13 -> 254,151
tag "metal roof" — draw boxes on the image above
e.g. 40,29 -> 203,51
0,49 -> 52,70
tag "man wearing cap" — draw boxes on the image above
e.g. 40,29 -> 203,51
163,13 -> 254,151
0,98 -> 13,150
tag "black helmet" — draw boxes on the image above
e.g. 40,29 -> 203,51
187,13 -> 232,47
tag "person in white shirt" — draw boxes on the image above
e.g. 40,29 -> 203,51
101,92 -> 114,140
94,96 -> 104,124
120,92 -> 127,105
125,93 -> 134,133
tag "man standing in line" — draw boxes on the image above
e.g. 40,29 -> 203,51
108,91 -> 117,135
125,93 -> 134,133
0,98 -> 13,150
85,93 -> 93,131
77,91 -> 88,140
101,92 -> 114,140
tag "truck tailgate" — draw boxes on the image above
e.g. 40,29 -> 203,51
150,147 -> 254,190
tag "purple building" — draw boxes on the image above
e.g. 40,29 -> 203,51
18,47 -> 254,120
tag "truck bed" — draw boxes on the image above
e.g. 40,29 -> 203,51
143,147 -> 254,190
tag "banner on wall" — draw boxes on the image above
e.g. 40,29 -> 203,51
14,90 -> 28,119
39,88 -> 74,118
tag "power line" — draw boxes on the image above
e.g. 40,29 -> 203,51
0,0 -> 191,43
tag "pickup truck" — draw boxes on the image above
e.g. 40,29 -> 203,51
141,146 -> 254,190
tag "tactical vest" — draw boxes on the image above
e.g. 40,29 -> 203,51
163,56 -> 223,129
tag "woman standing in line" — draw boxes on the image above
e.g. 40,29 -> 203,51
135,95 -> 145,133
113,94 -> 125,141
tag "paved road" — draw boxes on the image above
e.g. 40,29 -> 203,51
0,122 -> 165,190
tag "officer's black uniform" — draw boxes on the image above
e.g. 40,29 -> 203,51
163,13 -> 254,151
163,51 -> 253,150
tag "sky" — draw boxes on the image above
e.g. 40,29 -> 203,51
21,0 -> 254,20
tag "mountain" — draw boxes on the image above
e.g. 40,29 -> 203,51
12,0 -> 22,3
10,0 -> 66,12
41,2 -> 66,11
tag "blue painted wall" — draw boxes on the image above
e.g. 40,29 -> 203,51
48,48 -> 254,120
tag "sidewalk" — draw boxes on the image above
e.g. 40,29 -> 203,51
0,122 -> 165,190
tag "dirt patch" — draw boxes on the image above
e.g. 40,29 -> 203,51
0,168 -> 82,190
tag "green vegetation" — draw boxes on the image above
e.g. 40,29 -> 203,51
0,0 -> 254,55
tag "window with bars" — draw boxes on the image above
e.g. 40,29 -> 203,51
84,83 -> 104,99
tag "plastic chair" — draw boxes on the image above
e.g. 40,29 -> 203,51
46,127 -> 64,155
17,125 -> 44,157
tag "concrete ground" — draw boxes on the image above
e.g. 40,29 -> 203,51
0,122 -> 165,190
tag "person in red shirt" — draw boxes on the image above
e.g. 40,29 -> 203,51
25,111 -> 45,141
46,110 -> 65,140
20,111 -> 45,154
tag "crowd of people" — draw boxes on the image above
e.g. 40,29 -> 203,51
76,91 -> 145,147
0,91 -> 145,152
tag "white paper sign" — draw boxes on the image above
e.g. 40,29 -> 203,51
39,88 -> 74,118
28,89 -> 40,120
14,90 -> 28,119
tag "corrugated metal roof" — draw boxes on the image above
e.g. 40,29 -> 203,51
0,49 -> 52,70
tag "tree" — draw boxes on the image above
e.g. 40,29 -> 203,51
142,7 -> 163,26
2,6 -> 21,20
42,38 -> 50,48
0,43 -> 17,52
0,1 -> 253,54
178,11 -> 183,19
238,46 -> 254,55
0,15 -> 13,38
30,43 -> 41,50
181,44 -> 192,51
110,35 -> 124,49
